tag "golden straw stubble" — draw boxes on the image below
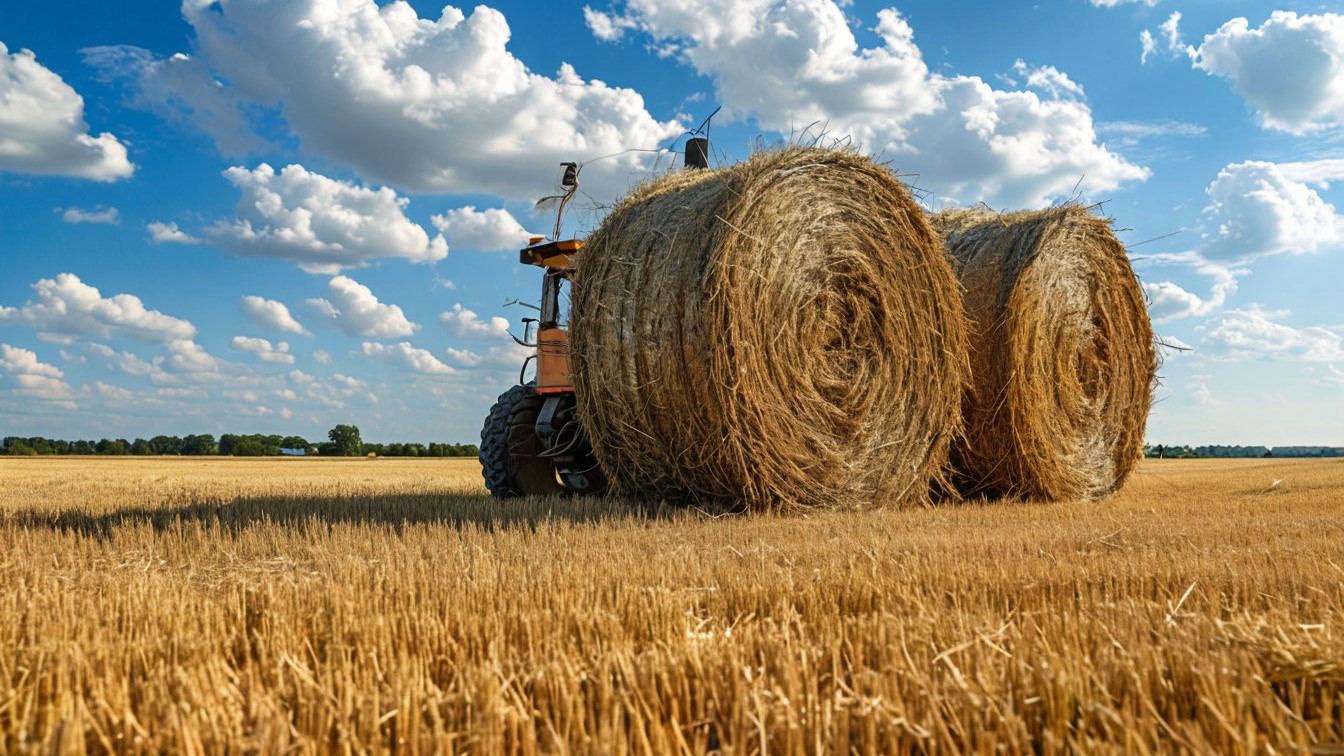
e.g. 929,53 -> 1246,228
571,147 -> 968,510
933,206 -> 1158,501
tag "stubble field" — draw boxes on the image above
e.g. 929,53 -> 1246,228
1,456 -> 1341,753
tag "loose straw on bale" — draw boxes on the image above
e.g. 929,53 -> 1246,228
570,147 -> 967,511
932,206 -> 1158,501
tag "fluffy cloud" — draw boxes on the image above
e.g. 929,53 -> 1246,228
445,341 -> 532,370
360,342 -> 455,375
1137,159 -> 1343,322
1202,161 -> 1344,261
588,2 -> 1147,207
81,45 -> 268,156
1138,11 -> 1189,64
106,1 -> 680,200
0,42 -> 134,181
239,295 -> 310,336
1190,12 -> 1344,134
0,343 -> 75,407
1137,252 -> 1242,323
0,273 -> 197,344
230,336 -> 295,364
147,221 -> 201,244
1140,30 -> 1157,65
1199,305 -> 1344,362
198,164 -> 447,274
1276,158 -> 1344,189
58,206 -> 120,225
307,276 -> 418,339
431,207 -> 535,252
439,304 -> 510,340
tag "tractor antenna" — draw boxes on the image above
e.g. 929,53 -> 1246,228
535,161 -> 580,240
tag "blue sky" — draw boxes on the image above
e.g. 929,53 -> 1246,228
1,0 -> 1341,445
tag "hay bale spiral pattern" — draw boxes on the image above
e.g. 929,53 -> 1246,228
933,206 -> 1157,501
571,148 -> 968,511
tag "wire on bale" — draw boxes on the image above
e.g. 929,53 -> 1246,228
571,147 -> 968,511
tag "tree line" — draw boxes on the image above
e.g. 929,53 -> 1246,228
1,424 -> 479,458
1144,444 -> 1344,459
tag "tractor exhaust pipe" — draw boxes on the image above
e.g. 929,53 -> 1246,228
684,137 -> 710,169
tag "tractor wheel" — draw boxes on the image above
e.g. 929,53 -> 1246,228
480,384 -> 528,498
507,388 -> 566,496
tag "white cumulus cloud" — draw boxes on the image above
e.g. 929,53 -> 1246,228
0,273 -> 197,344
1190,11 -> 1344,134
0,42 -> 134,181
230,335 -> 295,364
1201,161 -> 1344,261
439,304 -> 510,340
1137,251 -> 1242,323
118,1 -> 681,200
58,206 -> 120,225
360,342 -> 455,375
1199,305 -> 1344,362
588,2 -> 1147,208
147,221 -> 201,244
0,343 -> 76,407
81,45 -> 269,156
307,276 -> 418,339
197,164 -> 447,274
431,207 -> 535,252
239,295 -> 310,336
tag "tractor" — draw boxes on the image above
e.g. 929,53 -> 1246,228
478,139 -> 711,497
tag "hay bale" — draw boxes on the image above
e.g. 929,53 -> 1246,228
932,206 -> 1158,501
570,147 -> 968,511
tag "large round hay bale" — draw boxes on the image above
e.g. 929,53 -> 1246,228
570,147 -> 968,511
932,206 -> 1157,501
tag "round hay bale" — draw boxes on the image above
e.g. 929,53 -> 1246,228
570,147 -> 968,511
931,206 -> 1158,501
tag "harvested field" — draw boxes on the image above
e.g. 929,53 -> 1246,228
2,456 -> 1342,753
572,147 -> 967,511
933,206 -> 1157,501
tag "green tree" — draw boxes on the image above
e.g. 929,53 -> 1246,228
181,434 -> 217,456
328,425 -> 363,456
130,438 -> 153,455
281,436 -> 309,451
218,434 -> 241,456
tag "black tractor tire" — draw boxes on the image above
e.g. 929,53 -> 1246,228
480,384 -> 528,498
507,388 -> 567,497
480,383 -> 566,498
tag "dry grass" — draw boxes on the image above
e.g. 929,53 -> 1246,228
572,147 -> 967,511
2,456 -> 1342,753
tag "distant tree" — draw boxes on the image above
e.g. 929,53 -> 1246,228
6,439 -> 36,456
263,435 -> 283,456
149,435 -> 182,455
281,436 -> 309,451
130,438 -> 153,455
71,439 -> 94,455
181,434 -> 217,456
235,437 -> 266,456
329,425 -> 363,456
218,434 -> 241,456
